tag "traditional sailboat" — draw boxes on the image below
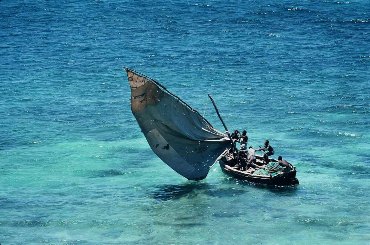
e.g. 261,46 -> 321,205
126,68 -> 298,185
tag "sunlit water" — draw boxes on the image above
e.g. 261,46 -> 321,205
1,0 -> 369,244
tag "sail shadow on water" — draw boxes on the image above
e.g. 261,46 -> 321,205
87,169 -> 127,178
151,182 -> 210,201
151,182 -> 247,201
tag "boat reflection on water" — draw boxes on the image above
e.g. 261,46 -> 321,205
151,183 -> 209,201
151,182 -> 248,201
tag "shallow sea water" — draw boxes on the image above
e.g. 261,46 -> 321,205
1,0 -> 369,244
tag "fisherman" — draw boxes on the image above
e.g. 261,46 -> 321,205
240,130 -> 248,149
230,130 -> 240,142
247,146 -> 256,164
266,156 -> 292,173
277,156 -> 292,171
246,146 -> 261,169
263,153 -> 270,165
238,149 -> 248,171
258,140 -> 274,156
226,148 -> 237,167
230,130 -> 241,153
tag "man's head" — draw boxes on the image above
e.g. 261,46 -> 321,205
278,156 -> 282,161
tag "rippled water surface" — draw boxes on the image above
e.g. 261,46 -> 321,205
1,0 -> 369,244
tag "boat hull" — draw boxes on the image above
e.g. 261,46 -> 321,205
219,158 -> 299,186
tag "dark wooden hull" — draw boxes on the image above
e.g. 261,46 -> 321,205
219,159 -> 299,186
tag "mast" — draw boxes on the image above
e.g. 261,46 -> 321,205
208,94 -> 229,132
207,94 -> 234,145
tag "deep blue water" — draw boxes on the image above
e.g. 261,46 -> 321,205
1,0 -> 369,243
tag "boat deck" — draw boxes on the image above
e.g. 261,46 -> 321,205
219,152 -> 299,186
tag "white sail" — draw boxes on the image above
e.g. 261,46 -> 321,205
126,68 -> 231,180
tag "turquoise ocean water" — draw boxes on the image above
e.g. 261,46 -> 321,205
1,0 -> 369,244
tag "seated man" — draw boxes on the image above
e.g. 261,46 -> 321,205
277,156 -> 292,171
267,156 -> 292,172
238,150 -> 248,171
247,146 -> 256,164
246,146 -> 262,169
263,153 -> 270,165
223,148 -> 237,167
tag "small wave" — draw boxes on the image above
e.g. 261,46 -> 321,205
323,104 -> 369,114
230,17 -> 262,24
333,1 -> 350,4
286,6 -> 312,13
206,188 -> 246,198
295,128 -> 361,139
341,171 -> 370,180
351,19 -> 369,23
178,83 -> 191,88
193,3 -> 211,8
297,217 -> 327,227
154,221 -> 204,228
268,33 -> 281,38
287,7 -> 302,11
212,211 -> 242,218
8,219 -> 50,227
89,169 -> 128,178
337,131 -> 358,137
289,126 -> 304,132
315,18 -> 369,25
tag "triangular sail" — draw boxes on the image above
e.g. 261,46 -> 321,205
126,68 -> 231,180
